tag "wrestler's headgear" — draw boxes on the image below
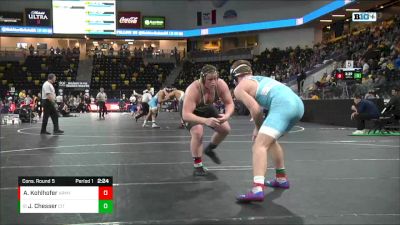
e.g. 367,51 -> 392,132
230,60 -> 252,85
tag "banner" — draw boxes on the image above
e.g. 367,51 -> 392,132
197,10 -> 216,26
25,8 -> 51,26
142,16 -> 165,29
117,12 -> 140,28
0,12 -> 24,25
58,82 -> 90,89
0,26 -> 52,35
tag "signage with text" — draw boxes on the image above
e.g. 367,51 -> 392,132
142,16 -> 165,29
117,12 -> 140,29
58,82 -> 90,89
52,0 -> 116,34
352,12 -> 377,22
0,12 -> 24,26
0,26 -> 52,34
25,8 -> 51,26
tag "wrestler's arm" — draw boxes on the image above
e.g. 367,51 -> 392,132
217,79 -> 234,118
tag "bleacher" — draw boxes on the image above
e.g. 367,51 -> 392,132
0,55 -> 79,96
90,55 -> 174,93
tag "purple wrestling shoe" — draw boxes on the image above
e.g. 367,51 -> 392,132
265,178 -> 290,189
236,184 -> 265,203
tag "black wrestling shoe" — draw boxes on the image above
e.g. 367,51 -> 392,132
204,146 -> 221,164
193,166 -> 208,176
53,130 -> 64,135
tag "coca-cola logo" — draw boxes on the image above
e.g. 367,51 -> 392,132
117,12 -> 141,28
119,16 -> 138,24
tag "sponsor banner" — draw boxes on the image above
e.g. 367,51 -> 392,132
116,29 -> 184,37
117,12 -> 140,28
142,16 -> 165,29
25,8 -> 51,26
0,12 -> 24,25
0,26 -> 52,34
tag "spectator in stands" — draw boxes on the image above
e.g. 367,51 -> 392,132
40,73 -> 64,135
96,88 -> 107,119
365,90 -> 379,99
296,70 -> 306,94
18,90 -> 26,102
66,47 -> 72,56
56,94 -> 63,105
351,94 -> 380,134
310,92 -> 320,100
29,44 -> 34,55
68,95 -> 75,110
109,46 -> 114,56
77,93 -> 85,113
56,47 -> 61,55
231,60 -> 304,203
182,64 -> 234,176
84,95 -> 91,113
58,101 -> 74,117
386,88 -> 400,120
74,94 -> 81,112
395,54 -> 400,70
119,94 -> 126,112
50,46 -> 55,56
0,98 -> 3,113
24,94 -> 32,106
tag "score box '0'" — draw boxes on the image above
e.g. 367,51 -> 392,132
18,177 -> 113,213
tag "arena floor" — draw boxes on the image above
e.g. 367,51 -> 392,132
1,112 -> 399,225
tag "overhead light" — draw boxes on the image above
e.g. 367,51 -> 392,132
111,42 -> 114,44
327,26 -> 331,29
93,41 -> 98,44
346,19 -> 350,22
128,42 -> 134,45
320,19 -> 332,22
125,39 -> 134,42
380,5 -> 384,9
332,14 -> 345,17
346,8 -> 359,12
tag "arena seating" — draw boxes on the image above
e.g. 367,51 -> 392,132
90,55 -> 174,93
0,54 -> 79,97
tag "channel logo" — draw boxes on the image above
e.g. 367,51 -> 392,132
352,12 -> 377,22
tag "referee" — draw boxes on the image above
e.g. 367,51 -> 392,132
40,73 -> 64,135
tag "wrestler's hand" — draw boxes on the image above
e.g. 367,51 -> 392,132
204,117 -> 221,128
217,114 -> 229,123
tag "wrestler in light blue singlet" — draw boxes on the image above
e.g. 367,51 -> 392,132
247,76 -> 304,138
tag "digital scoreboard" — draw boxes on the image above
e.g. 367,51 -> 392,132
18,177 -> 113,213
335,68 -> 363,80
52,0 -> 116,34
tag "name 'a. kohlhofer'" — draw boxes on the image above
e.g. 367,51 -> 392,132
23,190 -> 57,195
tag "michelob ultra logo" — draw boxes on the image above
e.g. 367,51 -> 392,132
25,8 -> 51,26
352,12 -> 377,22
